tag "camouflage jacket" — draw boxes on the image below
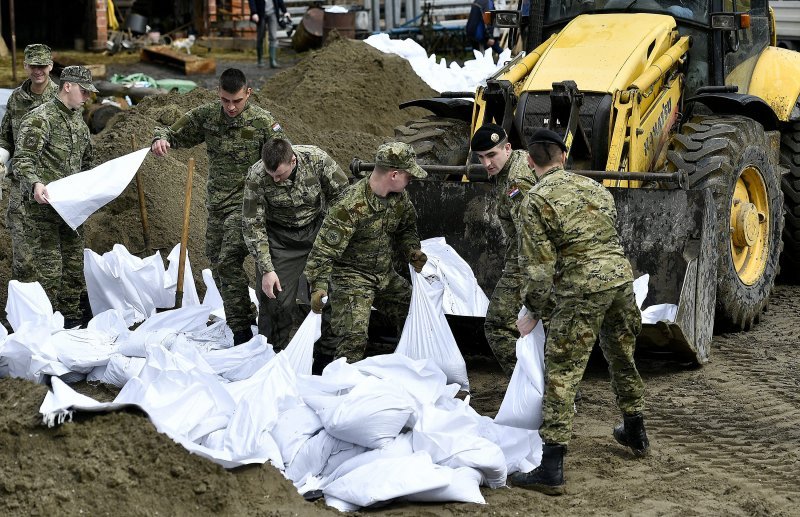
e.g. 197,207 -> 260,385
495,149 -> 537,270
153,101 -> 285,213
12,97 -> 93,196
517,166 -> 632,317
0,77 -> 59,155
242,144 -> 351,273
304,175 -> 421,292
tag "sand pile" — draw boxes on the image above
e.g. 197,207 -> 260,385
0,38 -> 436,313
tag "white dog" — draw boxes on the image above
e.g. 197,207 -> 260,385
172,34 -> 196,54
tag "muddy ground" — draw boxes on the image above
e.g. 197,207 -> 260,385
1,40 -> 800,516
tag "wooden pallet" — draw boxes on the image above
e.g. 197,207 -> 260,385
140,45 -> 216,75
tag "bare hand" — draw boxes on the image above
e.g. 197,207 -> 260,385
33,182 -> 50,204
261,271 -> 282,299
251,13 -> 259,23
516,313 -> 538,337
151,139 -> 171,157
487,38 -> 496,46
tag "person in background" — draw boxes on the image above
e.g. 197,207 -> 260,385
508,128 -> 648,495
466,0 -> 503,54
242,138 -> 350,350
0,44 -> 59,283
11,66 -> 98,328
249,0 -> 289,68
151,68 -> 286,345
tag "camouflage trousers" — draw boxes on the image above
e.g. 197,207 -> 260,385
255,218 -> 321,351
540,282 -> 645,446
22,200 -> 85,319
323,269 -> 411,362
206,210 -> 254,334
6,184 -> 37,282
484,267 -> 525,377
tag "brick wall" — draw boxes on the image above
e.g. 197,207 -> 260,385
208,0 -> 258,39
94,0 -> 108,50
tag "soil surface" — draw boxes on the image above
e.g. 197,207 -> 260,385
1,39 -> 799,516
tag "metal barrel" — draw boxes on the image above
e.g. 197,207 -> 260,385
291,7 -> 324,52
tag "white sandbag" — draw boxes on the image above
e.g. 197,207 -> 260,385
87,309 -> 131,341
420,237 -> 489,317
494,320 -> 545,430
5,280 -> 64,332
102,354 -> 146,387
285,430 -> 365,487
642,303 -> 678,324
46,148 -> 149,230
477,416 -> 542,474
404,466 -> 485,504
306,376 -> 415,449
201,268 -> 225,320
202,335 -> 275,381
87,365 -> 107,382
50,329 -> 118,373
0,323 -> 70,383
283,310 -> 320,375
270,404 -> 323,467
354,354 -> 450,408
633,274 -> 649,309
396,267 -> 469,391
165,244 -> 200,307
323,452 -> 451,509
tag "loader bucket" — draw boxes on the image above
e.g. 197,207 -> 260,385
406,182 -> 717,364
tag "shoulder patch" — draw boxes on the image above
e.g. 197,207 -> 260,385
323,228 -> 343,246
271,122 -> 282,132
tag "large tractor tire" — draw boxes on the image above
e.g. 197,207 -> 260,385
394,116 -> 471,165
779,104 -> 800,280
667,115 -> 784,331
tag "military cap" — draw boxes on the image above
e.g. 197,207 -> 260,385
528,128 -> 567,152
471,123 -> 507,152
60,65 -> 99,93
375,142 -> 427,179
24,44 -> 53,66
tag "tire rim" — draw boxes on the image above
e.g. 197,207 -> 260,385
729,165 -> 769,285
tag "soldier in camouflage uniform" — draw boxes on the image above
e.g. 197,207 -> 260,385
304,142 -> 428,365
508,128 -> 648,495
11,66 -> 98,327
242,138 -> 350,350
152,68 -> 286,344
471,123 -> 538,376
1,44 -> 59,282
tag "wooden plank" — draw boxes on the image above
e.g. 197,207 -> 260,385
140,46 -> 216,76
196,37 -> 257,50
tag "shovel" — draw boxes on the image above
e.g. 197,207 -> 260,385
175,157 -> 195,308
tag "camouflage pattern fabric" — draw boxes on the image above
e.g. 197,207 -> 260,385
374,142 -> 427,178
484,149 -> 538,376
539,283 -> 645,445
153,101 -> 285,333
23,44 -> 53,66
242,145 -> 350,349
304,175 -> 421,361
11,97 -> 93,318
516,165 -> 643,446
517,166 -> 633,318
1,77 -> 59,281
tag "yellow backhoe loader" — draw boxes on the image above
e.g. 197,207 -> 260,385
356,0 -> 800,364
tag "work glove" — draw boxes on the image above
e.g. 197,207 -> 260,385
409,249 -> 428,273
311,289 -> 327,314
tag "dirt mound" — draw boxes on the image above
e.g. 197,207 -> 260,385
0,377 -> 334,516
0,39 -> 434,314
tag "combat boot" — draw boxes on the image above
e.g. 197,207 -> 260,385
613,412 -> 650,457
269,46 -> 280,69
508,443 -> 565,495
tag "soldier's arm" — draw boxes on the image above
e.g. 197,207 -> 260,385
12,115 -> 49,194
82,136 -> 95,171
153,107 -> 206,150
517,194 -> 558,319
395,194 -> 422,259
304,204 -> 356,291
0,104 -> 14,155
242,162 -> 275,273
318,149 -> 351,205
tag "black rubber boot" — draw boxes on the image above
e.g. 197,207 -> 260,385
232,329 -> 252,346
613,412 -> 650,457
269,46 -> 280,68
311,353 -> 334,375
508,443 -> 566,495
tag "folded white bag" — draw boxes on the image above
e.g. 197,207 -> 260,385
396,267 -> 469,391
284,310 -> 321,375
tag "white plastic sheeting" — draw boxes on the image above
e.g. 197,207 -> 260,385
47,148 -> 150,230
365,34 -> 512,94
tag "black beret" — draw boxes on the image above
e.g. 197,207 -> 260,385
528,128 -> 567,152
471,123 -> 507,152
